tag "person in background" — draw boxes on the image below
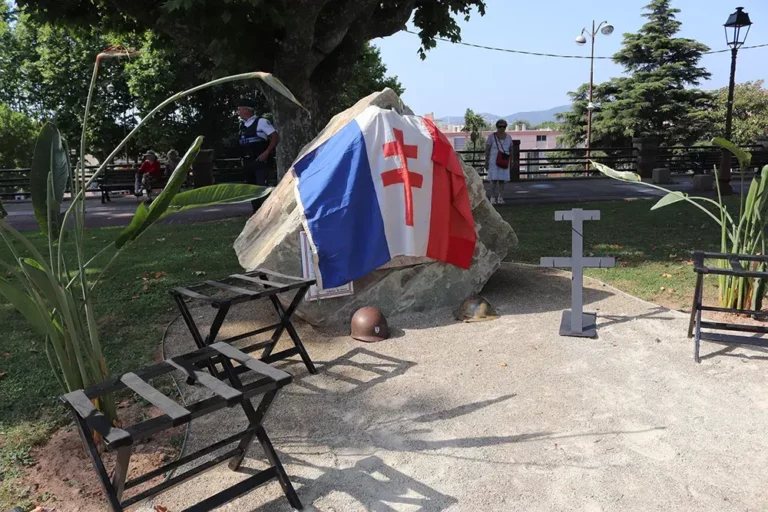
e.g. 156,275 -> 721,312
164,149 -> 180,176
237,98 -> 280,211
135,150 -> 161,198
484,120 -> 512,205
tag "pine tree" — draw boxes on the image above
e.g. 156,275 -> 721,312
560,0 -> 712,147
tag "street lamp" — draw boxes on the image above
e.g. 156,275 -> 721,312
719,7 -> 753,190
576,21 -> 614,168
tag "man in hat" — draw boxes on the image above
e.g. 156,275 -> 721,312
136,149 -> 161,198
237,98 -> 280,210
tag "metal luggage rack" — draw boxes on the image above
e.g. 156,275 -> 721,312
171,268 -> 317,377
61,342 -> 303,511
689,251 -> 768,362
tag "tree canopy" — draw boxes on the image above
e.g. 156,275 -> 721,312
463,108 -> 490,151
1,3 -> 405,165
559,0 -> 712,148
18,0 -> 486,173
701,81 -> 768,147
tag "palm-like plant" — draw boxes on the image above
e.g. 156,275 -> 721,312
592,138 -> 768,311
0,47 -> 304,423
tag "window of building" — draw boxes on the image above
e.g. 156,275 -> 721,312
453,137 -> 466,150
536,135 -> 547,142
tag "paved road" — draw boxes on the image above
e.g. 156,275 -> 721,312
3,175 -> 739,231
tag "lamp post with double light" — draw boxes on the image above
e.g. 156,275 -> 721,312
719,6 -> 753,190
576,21 -> 614,166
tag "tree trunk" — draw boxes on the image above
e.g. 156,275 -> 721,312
267,80 -> 330,181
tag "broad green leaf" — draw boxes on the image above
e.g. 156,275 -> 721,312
31,123 -> 70,237
163,184 -> 273,216
651,191 -> 688,210
20,258 -> 60,308
114,137 -> 203,248
115,202 -> 149,248
0,277 -> 48,335
590,161 -> 642,182
712,137 -> 752,170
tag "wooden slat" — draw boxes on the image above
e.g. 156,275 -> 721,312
230,274 -> 292,288
62,390 -> 132,447
231,274 -> 312,293
247,268 -> 308,282
211,342 -> 292,385
172,286 -> 216,302
699,331 -> 768,348
83,346 -> 220,399
121,373 -> 191,425
700,321 -> 768,335
166,357 -> 243,405
122,377 -> 274,443
204,280 -> 261,296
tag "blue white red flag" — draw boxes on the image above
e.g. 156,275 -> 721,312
294,106 -> 476,288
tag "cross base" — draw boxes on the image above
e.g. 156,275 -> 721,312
559,311 -> 597,338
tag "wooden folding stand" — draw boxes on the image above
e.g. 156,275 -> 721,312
171,268 -> 317,377
689,251 -> 768,363
61,342 -> 303,511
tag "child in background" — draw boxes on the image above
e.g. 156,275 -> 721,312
135,150 -> 161,198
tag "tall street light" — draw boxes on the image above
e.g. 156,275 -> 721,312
719,7 -> 753,191
576,21 -> 613,167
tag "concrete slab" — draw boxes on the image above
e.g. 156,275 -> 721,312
139,264 -> 768,511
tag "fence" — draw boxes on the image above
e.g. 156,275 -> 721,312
3,140 -> 768,198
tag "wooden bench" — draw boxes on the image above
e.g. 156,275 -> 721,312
97,167 -> 169,203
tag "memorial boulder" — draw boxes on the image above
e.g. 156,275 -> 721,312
234,88 -> 517,327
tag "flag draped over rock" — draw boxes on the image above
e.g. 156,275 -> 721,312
293,106 -> 477,288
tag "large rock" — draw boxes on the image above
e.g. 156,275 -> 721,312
234,89 -> 517,327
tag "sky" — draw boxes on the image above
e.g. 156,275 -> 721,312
373,0 -> 768,118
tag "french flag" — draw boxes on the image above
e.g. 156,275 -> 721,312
293,106 -> 477,289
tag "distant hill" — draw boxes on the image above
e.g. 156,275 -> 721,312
438,104 -> 570,127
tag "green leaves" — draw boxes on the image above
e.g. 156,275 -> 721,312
115,202 -> 149,249
115,136 -> 203,248
30,123 -> 70,237
0,277 -> 47,335
651,191 -> 687,210
712,137 -> 752,170
164,184 -> 272,216
590,161 -> 642,182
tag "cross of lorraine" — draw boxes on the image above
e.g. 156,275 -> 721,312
382,128 -> 423,227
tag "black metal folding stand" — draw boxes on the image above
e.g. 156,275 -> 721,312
61,342 -> 303,511
688,251 -> 768,362
171,268 -> 317,376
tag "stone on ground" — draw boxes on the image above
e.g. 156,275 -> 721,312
234,88 -> 517,327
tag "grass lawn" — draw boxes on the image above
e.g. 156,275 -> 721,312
0,197 -> 731,508
500,197 -> 729,311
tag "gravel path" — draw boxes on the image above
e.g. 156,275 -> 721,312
140,263 -> 768,512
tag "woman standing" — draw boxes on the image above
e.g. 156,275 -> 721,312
484,120 -> 512,205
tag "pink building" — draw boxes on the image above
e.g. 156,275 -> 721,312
440,129 -> 564,151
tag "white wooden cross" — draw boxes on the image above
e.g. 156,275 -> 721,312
540,209 -> 615,337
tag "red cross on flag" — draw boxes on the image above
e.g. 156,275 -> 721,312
293,106 -> 477,288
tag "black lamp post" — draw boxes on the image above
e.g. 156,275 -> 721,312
719,7 -> 752,190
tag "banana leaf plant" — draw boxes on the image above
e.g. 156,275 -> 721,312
592,138 -> 768,312
0,51 -> 305,424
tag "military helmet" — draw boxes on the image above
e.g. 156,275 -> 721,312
454,296 -> 499,322
350,306 -> 389,342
